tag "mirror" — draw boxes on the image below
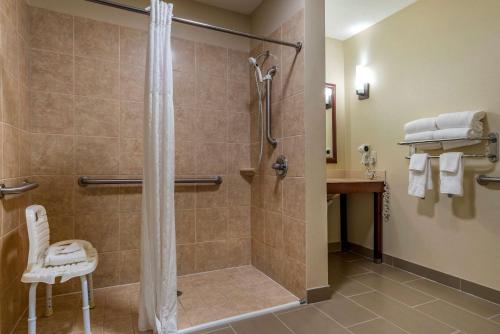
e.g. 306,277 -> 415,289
325,83 -> 337,163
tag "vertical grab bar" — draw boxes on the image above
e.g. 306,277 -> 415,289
265,67 -> 278,148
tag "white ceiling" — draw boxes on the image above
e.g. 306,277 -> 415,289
325,0 -> 417,40
193,0 -> 264,15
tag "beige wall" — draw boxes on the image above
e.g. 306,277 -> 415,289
304,0 -> 328,291
325,37 -> 346,244
0,0 -> 32,332
343,0 -> 500,291
28,0 -> 251,50
249,0 -> 308,298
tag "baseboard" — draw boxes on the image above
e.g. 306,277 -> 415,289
328,242 -> 341,253
348,243 -> 500,305
306,285 -> 332,303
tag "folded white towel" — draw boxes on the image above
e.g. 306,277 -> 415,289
404,117 -> 438,134
404,131 -> 441,150
45,242 -> 88,266
433,128 -> 482,150
436,111 -> 485,132
408,153 -> 433,198
440,152 -> 464,197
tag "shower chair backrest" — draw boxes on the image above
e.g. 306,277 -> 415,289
25,205 -> 50,271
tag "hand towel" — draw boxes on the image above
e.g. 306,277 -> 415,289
404,117 -> 438,134
436,111 -> 485,132
45,242 -> 88,266
433,128 -> 482,150
404,131 -> 441,150
408,153 -> 433,198
440,152 -> 464,197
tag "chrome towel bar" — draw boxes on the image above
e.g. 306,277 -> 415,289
477,175 -> 500,185
0,180 -> 39,198
78,176 -> 223,187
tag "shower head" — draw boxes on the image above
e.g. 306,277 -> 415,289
249,56 -> 263,83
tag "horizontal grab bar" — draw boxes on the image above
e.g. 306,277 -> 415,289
78,176 -> 223,187
0,180 -> 39,198
477,175 -> 500,185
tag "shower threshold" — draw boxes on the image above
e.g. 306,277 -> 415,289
177,265 -> 300,331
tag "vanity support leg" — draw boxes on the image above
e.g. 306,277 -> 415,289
373,191 -> 383,263
340,193 -> 349,251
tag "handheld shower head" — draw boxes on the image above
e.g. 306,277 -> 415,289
249,56 -> 263,83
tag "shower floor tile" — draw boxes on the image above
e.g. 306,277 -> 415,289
12,265 -> 297,333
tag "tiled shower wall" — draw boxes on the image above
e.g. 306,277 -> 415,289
250,9 -> 306,299
25,5 -> 252,294
0,0 -> 32,333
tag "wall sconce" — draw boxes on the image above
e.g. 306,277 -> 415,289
355,65 -> 371,100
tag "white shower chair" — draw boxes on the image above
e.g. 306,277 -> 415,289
21,205 -> 99,334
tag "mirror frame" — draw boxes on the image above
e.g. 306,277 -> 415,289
326,83 -> 337,163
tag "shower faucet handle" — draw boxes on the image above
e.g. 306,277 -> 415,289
272,155 -> 288,178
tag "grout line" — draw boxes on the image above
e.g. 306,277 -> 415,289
411,299 -> 438,308
488,313 -> 500,319
309,304 -> 355,334
338,289 -> 376,298
344,316 -> 382,328
273,311 -> 299,334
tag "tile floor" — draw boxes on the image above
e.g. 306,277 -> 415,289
13,265 -> 298,333
191,252 -> 500,334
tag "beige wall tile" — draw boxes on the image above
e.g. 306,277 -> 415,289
75,96 -> 119,137
120,101 -> 143,138
0,14 -> 20,79
74,17 -> 119,61
283,257 -> 306,298
1,194 -> 20,237
196,70 -> 226,109
196,43 -> 227,78
119,27 -> 147,67
262,175 -> 282,213
196,183 -> 227,208
284,216 -> 305,263
228,49 -> 250,79
173,70 -> 196,108
119,212 -> 140,250
281,52 -> 304,99
0,281 -> 24,334
119,186 -> 142,212
18,38 -> 30,88
267,245 -> 285,285
228,206 -> 250,238
174,106 -> 195,142
30,133 -> 74,175
30,49 -> 74,94
31,175 -> 74,216
120,137 -> 143,175
283,177 -> 305,220
282,93 -> 304,137
30,91 -> 74,135
227,175 -> 251,207
195,207 -> 227,242
120,64 -> 145,102
176,140 -> 196,176
75,56 -> 119,98
195,241 -> 227,272
75,213 -> 119,252
269,101 -> 282,140
282,135 -> 305,177
0,230 -> 20,291
75,136 -> 119,175
3,124 -> 19,178
264,211 -> 283,249
227,112 -> 250,144
251,239 -> 267,273
174,186 -> 195,210
19,131 -> 31,177
74,182 -> 120,215
227,143 -> 250,175
196,108 -> 226,143
29,7 -> 73,54
227,80 -> 250,113
93,251 -> 120,288
175,209 -> 195,244
1,69 -> 19,127
172,37 -> 195,74
177,244 -> 196,275
251,207 -> 265,243
227,238 -> 251,267
19,86 -> 31,132
48,215 -> 75,243
195,142 -> 227,176
119,249 -> 139,284
282,9 -> 304,60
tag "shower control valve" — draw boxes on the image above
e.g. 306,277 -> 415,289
272,155 -> 288,178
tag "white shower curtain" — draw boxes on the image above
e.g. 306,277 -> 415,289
139,1 -> 177,333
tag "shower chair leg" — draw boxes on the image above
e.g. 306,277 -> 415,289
88,273 -> 95,309
28,282 -> 39,334
80,275 -> 91,334
45,284 -> 53,316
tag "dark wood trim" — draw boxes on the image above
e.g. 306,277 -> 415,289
373,192 -> 383,263
326,83 -> 337,164
327,181 -> 385,194
307,285 -> 333,303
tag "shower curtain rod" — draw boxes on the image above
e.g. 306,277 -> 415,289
85,0 -> 303,51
